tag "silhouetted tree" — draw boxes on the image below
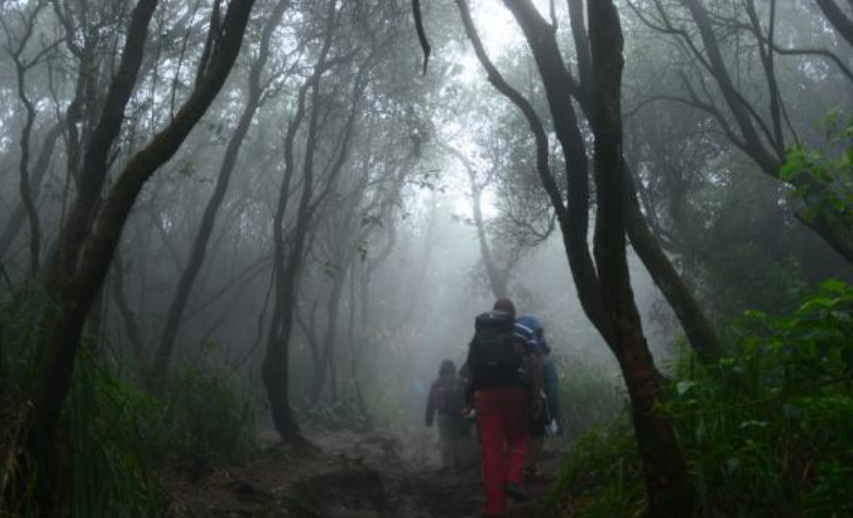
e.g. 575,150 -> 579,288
24,0 -> 256,507
454,0 -> 693,513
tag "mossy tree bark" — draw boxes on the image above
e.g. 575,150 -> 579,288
24,0 -> 256,508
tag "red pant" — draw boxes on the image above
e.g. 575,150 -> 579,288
476,386 -> 530,517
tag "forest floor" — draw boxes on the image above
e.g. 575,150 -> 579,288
167,426 -> 567,518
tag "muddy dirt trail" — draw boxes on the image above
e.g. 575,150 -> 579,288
169,429 -> 565,518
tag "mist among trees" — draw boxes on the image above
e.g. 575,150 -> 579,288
0,0 -> 851,517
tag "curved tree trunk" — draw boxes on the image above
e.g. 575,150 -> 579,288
311,261 -> 349,404
46,0 -> 161,286
471,184 -> 507,299
153,0 -> 291,389
25,1 -> 256,507
262,14 -> 336,438
623,173 -> 720,361
456,1 -> 693,514
814,0 -> 853,47
442,142 -> 508,299
263,103 -> 321,440
348,265 -> 370,423
589,2 -> 692,514
12,54 -> 43,278
680,0 -> 853,266
265,67 -> 365,436
564,0 -> 723,359
0,121 -> 64,260
263,307 -> 301,440
262,3 -> 369,438
500,0 -> 610,336
33,0 -> 162,470
263,81 -> 312,441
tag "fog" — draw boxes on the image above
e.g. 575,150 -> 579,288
1,2 -> 852,510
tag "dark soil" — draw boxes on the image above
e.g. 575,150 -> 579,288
168,428 -> 565,518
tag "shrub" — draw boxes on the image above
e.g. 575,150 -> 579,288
556,359 -> 624,444
0,288 -> 256,516
544,280 -> 853,518
63,348 -> 167,518
0,286 -> 166,517
161,366 -> 256,479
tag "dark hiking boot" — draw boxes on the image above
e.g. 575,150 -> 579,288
505,483 -> 530,502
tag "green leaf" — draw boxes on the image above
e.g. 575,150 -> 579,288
677,381 -> 697,396
821,279 -> 851,293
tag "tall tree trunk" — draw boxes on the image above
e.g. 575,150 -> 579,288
263,132 -> 319,440
622,173 -> 720,361
311,158 -> 385,404
32,0 -> 162,472
24,1 -> 256,507
12,57 -> 43,278
564,0 -> 722,359
47,0 -> 161,286
262,24 -> 335,438
264,66 -> 364,435
471,183 -> 507,299
814,0 -> 853,47
311,261 -> 349,404
498,0 -> 608,336
496,0 -> 721,359
455,1 -> 693,514
347,267 -> 370,423
263,1 -> 369,438
443,143 -> 508,299
0,121 -> 64,260
153,0 -> 290,389
566,0 -> 592,104
112,248 -> 148,376
589,2 -> 692,514
263,308 -> 300,440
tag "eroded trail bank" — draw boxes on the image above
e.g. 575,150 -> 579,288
169,429 -> 565,518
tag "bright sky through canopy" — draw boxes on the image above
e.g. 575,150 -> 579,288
450,1 -> 549,219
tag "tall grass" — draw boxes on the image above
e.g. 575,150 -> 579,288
556,359 -> 624,444
0,288 -> 256,517
161,367 -> 256,479
64,346 -> 166,518
543,280 -> 853,518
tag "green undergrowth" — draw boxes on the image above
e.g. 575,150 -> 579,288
161,366 -> 256,479
0,289 -> 255,517
543,280 -> 853,518
557,361 -> 624,443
